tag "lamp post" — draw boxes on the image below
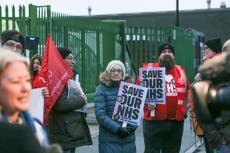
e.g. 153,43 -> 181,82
88,5 -> 92,16
207,0 -> 211,9
176,0 -> 179,27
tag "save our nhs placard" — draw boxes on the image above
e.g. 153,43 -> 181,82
139,67 -> 166,104
112,81 -> 148,126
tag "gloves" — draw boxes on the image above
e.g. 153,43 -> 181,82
126,125 -> 136,134
117,127 -> 130,138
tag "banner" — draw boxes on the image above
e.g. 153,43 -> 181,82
33,34 -> 73,125
112,81 -> 147,126
139,67 -> 166,104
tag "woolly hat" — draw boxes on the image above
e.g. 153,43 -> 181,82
204,38 -> 222,53
106,60 -> 126,78
158,43 -> 174,55
0,30 -> 25,48
57,47 -> 72,59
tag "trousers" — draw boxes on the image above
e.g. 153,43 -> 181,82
143,119 -> 184,153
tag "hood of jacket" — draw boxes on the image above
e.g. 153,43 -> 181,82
99,71 -> 112,87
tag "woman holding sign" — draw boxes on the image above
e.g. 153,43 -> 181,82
94,60 -> 137,153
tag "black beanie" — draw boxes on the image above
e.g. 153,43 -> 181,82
204,38 -> 222,53
1,30 -> 25,48
57,47 -> 72,59
158,43 -> 174,55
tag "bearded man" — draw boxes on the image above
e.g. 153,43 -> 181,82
136,43 -> 190,153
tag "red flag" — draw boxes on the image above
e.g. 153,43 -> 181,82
33,34 -> 73,125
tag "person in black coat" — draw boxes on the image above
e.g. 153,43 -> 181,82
0,122 -> 46,153
48,48 -> 92,153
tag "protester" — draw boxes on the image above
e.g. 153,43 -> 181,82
136,43 -> 190,153
1,30 -> 49,99
195,38 -> 223,153
30,54 -> 42,82
195,38 -> 230,153
202,38 -> 222,61
0,49 -> 49,148
0,30 -> 25,54
48,47 -> 92,153
94,60 -> 137,153
30,54 -> 49,98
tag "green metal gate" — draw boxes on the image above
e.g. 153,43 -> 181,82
0,4 -> 195,99
125,25 -> 194,82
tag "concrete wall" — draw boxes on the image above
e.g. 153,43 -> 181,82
89,8 -> 230,44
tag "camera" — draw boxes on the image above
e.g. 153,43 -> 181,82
192,51 -> 230,123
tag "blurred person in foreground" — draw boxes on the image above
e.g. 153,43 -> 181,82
94,60 -> 137,153
48,47 -> 92,153
192,38 -> 230,153
0,49 -> 49,151
136,43 -> 190,153
195,38 -> 223,153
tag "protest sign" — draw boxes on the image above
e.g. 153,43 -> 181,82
29,88 -> 44,123
112,81 -> 147,126
139,67 -> 166,104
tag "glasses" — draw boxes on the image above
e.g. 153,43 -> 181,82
110,69 -> 123,74
65,56 -> 75,61
4,42 -> 23,51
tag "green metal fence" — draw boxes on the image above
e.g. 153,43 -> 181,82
0,4 -> 195,99
125,26 -> 194,82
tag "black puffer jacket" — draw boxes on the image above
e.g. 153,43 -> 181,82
48,83 -> 92,150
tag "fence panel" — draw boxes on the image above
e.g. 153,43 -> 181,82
0,4 -> 195,96
125,25 -> 195,82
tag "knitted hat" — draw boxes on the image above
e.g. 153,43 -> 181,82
57,47 -> 72,59
204,38 -> 222,53
106,60 -> 126,78
1,30 -> 25,48
158,43 -> 174,55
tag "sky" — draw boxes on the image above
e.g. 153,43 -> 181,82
1,0 -> 230,16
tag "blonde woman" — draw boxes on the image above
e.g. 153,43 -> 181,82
0,49 -> 49,148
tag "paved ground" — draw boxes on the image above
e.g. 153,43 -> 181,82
85,103 -> 206,153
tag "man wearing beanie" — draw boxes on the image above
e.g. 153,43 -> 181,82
202,38 -> 222,61
0,30 -> 25,54
136,42 -> 190,153
193,38 -> 228,153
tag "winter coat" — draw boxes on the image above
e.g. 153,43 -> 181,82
1,111 -> 49,147
0,122 -> 46,153
94,71 -> 136,153
48,79 -> 92,150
